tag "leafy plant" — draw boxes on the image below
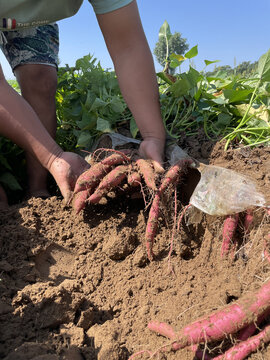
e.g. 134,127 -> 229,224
55,54 -> 135,151
157,42 -> 270,148
154,21 -> 189,74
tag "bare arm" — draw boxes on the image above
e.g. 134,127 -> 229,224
0,66 -> 89,202
96,0 -> 166,170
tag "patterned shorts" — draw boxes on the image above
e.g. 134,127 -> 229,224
0,23 -> 59,71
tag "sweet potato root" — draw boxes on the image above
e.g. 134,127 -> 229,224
74,153 -> 129,194
148,278 -> 270,349
72,189 -> 89,214
88,165 -> 129,204
221,214 -> 239,257
145,160 -> 190,261
136,159 -> 157,191
127,171 -> 141,187
244,209 -> 253,233
214,324 -> 270,360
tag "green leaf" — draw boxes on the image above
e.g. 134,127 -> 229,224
157,72 -> 174,85
216,113 -> 232,126
223,89 -> 253,103
258,49 -> 270,81
96,118 -> 113,133
170,53 -> 185,62
0,154 -> 11,170
0,172 -> 22,191
130,117 -> 138,138
77,110 -> 97,130
184,45 -> 198,59
77,132 -> 93,147
159,20 -> 172,41
204,59 -> 220,66
90,97 -> 107,112
110,96 -> 126,113
170,67 -> 202,97
84,90 -> 95,109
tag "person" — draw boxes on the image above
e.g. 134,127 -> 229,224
0,24 -> 60,199
0,0 -> 166,206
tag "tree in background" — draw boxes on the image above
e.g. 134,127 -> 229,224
206,61 -> 259,77
153,21 -> 189,74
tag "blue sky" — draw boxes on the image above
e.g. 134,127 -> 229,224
1,0 -> 269,79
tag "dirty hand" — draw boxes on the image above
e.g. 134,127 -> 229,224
139,137 -> 165,173
48,152 -> 90,204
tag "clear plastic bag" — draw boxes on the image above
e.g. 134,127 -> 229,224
190,165 -> 266,216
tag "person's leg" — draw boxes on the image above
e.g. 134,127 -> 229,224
1,24 -> 59,198
14,64 -> 57,198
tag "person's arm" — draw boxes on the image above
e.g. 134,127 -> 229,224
0,67 -> 89,202
96,0 -> 166,171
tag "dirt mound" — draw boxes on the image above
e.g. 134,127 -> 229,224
0,141 -> 269,360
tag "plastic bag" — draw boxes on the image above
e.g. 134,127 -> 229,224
190,165 -> 266,216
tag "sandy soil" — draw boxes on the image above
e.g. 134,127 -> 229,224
0,139 -> 270,360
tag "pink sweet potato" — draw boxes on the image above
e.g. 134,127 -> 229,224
127,171 -> 141,187
145,161 -> 189,260
88,165 -> 129,204
214,324 -> 270,360
244,209 -> 253,233
74,153 -> 129,194
136,159 -> 157,191
221,214 -> 239,257
148,278 -> 270,349
72,189 -> 89,214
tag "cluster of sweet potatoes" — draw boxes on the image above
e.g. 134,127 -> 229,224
72,149 -> 192,260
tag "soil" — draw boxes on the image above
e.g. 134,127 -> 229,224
0,138 -> 270,360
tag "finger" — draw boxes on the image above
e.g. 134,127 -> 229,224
152,160 -> 165,174
62,190 -> 73,206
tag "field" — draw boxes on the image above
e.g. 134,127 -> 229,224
0,134 -> 269,359
0,41 -> 270,359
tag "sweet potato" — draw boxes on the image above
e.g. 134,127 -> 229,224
74,153 -> 129,194
88,165 -> 129,204
127,171 -> 141,187
148,278 -> 270,349
221,214 -> 239,257
145,161 -> 188,260
214,324 -> 270,360
72,190 -> 89,214
244,209 -> 253,233
136,159 -> 157,191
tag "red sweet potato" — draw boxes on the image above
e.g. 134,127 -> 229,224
72,189 -> 89,214
148,278 -> 270,349
244,209 -> 253,233
74,153 -> 129,194
136,159 -> 157,191
145,161 -> 188,260
127,171 -> 141,187
221,214 -> 239,257
88,165 -> 129,204
214,324 -> 270,360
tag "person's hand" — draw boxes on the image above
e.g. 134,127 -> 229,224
139,137 -> 165,173
48,152 -> 90,204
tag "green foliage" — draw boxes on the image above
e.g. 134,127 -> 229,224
0,34 -> 269,203
153,21 -> 189,73
7,79 -> 21,94
206,61 -> 259,77
55,54 -> 135,151
158,47 -> 270,149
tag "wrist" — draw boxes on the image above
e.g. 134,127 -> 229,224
42,144 -> 63,173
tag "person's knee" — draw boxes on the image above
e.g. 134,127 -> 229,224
15,64 -> 58,100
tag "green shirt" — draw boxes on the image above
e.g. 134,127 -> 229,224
0,0 -> 133,30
